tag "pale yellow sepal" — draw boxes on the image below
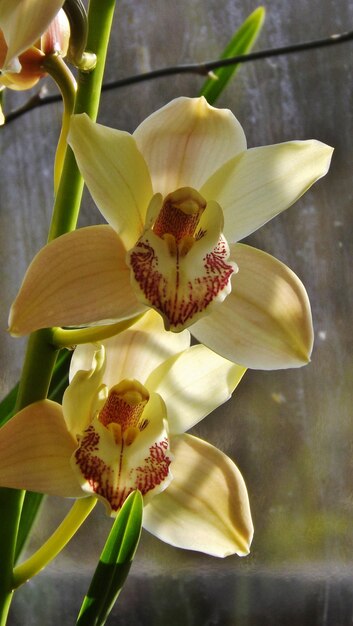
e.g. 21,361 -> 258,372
145,344 -> 246,434
192,243 -> 313,369
0,400 -> 82,497
143,434 -> 253,557
133,96 -> 247,196
68,114 -> 153,249
70,310 -> 191,389
8,225 -> 144,336
63,345 -> 106,436
201,140 -> 334,243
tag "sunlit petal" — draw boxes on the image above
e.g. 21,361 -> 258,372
70,311 -> 190,389
191,243 -> 313,369
145,345 -> 246,434
133,97 -> 247,196
63,345 -> 106,436
9,225 -> 144,336
0,0 -> 64,70
143,434 -> 253,557
68,114 -> 153,248
0,400 -> 82,497
71,392 -> 172,515
201,140 -> 334,242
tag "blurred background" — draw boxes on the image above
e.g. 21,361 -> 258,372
1,0 -> 353,624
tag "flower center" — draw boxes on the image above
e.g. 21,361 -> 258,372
72,380 -> 171,514
128,186 -> 236,330
98,380 -> 149,446
152,187 -> 206,256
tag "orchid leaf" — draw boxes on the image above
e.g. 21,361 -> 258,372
14,493 -> 44,561
0,383 -> 18,427
76,490 -> 143,626
199,6 -> 265,104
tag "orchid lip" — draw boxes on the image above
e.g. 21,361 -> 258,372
71,382 -> 172,514
127,187 -> 236,331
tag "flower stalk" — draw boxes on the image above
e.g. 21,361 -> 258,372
50,314 -> 144,348
48,0 -> 117,241
0,0 -> 117,622
12,497 -> 97,589
42,53 -> 77,193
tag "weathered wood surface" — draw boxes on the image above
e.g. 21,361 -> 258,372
1,0 -> 353,623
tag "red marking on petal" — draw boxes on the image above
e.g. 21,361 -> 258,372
74,425 -> 132,511
74,425 -> 171,513
134,438 -> 171,494
129,235 -> 235,330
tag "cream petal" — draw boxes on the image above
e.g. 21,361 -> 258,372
195,198 -> 225,254
124,392 -> 172,503
70,311 -> 191,389
0,400 -> 82,497
0,0 -> 64,70
68,114 -> 153,248
72,393 -> 172,515
133,97 -> 247,197
9,225 -> 144,336
63,345 -> 106,436
145,344 -> 246,434
191,243 -> 313,370
69,342 -> 103,382
201,140 -> 334,242
143,434 -> 253,557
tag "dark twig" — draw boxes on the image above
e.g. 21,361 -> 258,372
102,30 -> 353,90
3,29 -> 353,125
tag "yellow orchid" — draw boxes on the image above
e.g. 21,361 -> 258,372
9,97 -> 333,369
0,312 -> 252,557
0,0 -> 68,90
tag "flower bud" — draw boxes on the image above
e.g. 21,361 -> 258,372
0,9 -> 70,91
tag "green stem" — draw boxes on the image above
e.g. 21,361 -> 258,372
48,0 -> 117,240
13,498 -> 97,589
42,54 -> 77,194
0,331 -> 58,622
14,330 -> 59,411
0,1 -> 117,621
0,490 -> 25,626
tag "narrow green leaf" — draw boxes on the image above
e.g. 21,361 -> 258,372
199,6 -> 265,104
0,383 -> 19,427
77,491 -> 143,626
14,493 -> 44,562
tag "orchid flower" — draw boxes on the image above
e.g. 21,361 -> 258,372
0,311 -> 252,557
0,0 -> 68,90
9,97 -> 333,369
